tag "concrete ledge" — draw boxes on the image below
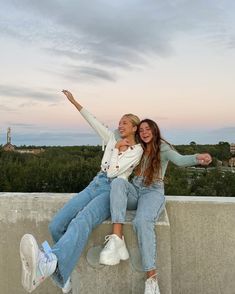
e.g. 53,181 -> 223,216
0,193 -> 70,294
72,208 -> 171,294
166,195 -> 235,294
0,193 -> 171,294
1,193 -> 235,294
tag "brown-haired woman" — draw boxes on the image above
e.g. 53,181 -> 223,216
99,118 -> 212,294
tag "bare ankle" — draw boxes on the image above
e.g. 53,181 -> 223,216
112,223 -> 123,238
146,270 -> 157,280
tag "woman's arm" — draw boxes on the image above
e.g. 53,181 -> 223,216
163,148 -> 212,167
62,90 -> 112,144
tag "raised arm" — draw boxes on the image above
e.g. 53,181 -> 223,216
62,90 -> 112,144
62,89 -> 83,111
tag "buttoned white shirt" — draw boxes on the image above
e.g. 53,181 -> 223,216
80,108 -> 143,180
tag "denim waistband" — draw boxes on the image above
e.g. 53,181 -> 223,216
132,176 -> 164,189
97,170 -> 107,176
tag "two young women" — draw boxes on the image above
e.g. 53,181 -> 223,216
99,119 -> 212,294
20,90 -> 212,294
19,90 -> 143,293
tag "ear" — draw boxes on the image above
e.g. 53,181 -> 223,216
133,125 -> 137,132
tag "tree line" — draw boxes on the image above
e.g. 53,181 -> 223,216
0,143 -> 234,196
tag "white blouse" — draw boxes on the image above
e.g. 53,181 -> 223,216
80,108 -> 143,180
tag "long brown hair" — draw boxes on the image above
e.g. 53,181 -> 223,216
136,119 -> 163,186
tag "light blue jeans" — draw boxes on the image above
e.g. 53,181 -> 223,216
110,176 -> 165,272
48,172 -> 112,288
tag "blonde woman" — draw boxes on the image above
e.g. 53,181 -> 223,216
19,90 -> 143,293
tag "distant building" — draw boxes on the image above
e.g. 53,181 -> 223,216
2,127 -> 15,151
2,127 -> 44,154
3,143 -> 15,152
229,157 -> 235,167
230,143 -> 235,154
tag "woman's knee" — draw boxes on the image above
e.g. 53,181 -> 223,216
133,216 -> 154,232
48,218 -> 63,241
111,177 -> 128,189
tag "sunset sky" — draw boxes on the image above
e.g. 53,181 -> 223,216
0,0 -> 235,146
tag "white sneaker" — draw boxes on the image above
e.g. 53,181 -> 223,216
144,275 -> 160,294
62,277 -> 72,293
99,234 -> 129,265
20,234 -> 57,293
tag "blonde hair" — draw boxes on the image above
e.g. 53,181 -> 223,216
122,113 -> 140,127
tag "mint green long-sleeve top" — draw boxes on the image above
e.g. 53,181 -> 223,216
160,142 -> 198,179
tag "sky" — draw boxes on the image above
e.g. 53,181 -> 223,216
0,0 -> 235,146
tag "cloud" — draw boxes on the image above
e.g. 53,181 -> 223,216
0,84 -> 60,102
0,104 -> 16,112
9,123 -> 36,128
62,65 -> 117,82
45,48 -> 135,70
0,0 -> 234,81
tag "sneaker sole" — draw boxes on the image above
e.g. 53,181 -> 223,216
99,236 -> 130,266
20,234 -> 39,293
99,255 -> 120,265
99,251 -> 129,265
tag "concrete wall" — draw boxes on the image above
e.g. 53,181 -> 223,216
72,209 -> 171,294
166,196 -> 235,294
0,193 -> 235,294
0,193 -> 69,294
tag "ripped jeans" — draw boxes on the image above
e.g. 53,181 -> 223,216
110,176 -> 165,271
48,172 -> 112,288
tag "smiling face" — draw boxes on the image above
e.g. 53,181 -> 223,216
118,115 -> 137,138
138,121 -> 153,144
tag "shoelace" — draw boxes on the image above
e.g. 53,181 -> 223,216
38,241 -> 57,278
103,234 -> 115,247
147,273 -> 158,281
38,252 -> 54,278
42,241 -> 54,261
145,274 -> 159,294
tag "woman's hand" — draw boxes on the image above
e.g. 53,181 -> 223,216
196,153 -> 212,165
62,90 -> 76,104
62,90 -> 82,111
115,139 -> 130,151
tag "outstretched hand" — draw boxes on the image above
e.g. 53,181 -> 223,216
196,153 -> 212,166
62,90 -> 82,111
62,89 -> 76,104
